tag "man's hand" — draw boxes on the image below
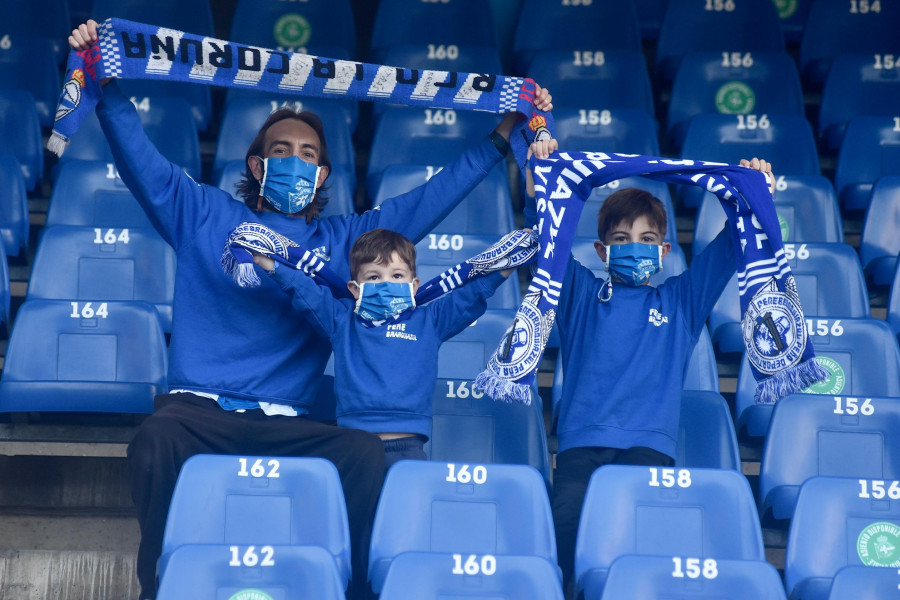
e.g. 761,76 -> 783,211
739,157 -> 775,196
494,83 -> 554,142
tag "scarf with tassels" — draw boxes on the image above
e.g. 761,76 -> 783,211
475,152 -> 828,406
48,18 -> 553,169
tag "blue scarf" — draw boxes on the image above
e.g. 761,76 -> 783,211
48,18 -> 553,169
475,152 -> 828,405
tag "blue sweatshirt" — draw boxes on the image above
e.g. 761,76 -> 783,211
270,267 -> 506,437
556,228 -> 735,458
95,81 -> 503,409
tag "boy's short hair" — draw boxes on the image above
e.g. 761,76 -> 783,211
597,188 -> 668,241
350,229 -> 417,279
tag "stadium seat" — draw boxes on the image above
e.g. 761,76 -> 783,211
0,89 -> 43,191
667,51 -> 804,149
759,393 -> 900,521
677,391 -> 741,470
527,50 -> 654,117
0,154 -> 29,258
0,0 -> 71,63
372,164 -> 515,235
0,299 -> 167,413
777,0 -> 814,44
229,0 -> 356,58
437,308 -> 517,381
634,0 -> 668,40
574,465 -> 765,600
709,241 -> 870,356
601,555 -> 788,600
570,238 -> 687,285
683,327 -> 720,393
215,97 -> 355,185
735,317 -> 900,437
117,80 -> 213,133
366,107 -> 500,200
0,36 -> 61,128
692,175 -> 843,256
56,96 -> 201,182
860,176 -> 900,287
655,0 -> 785,85
46,160 -> 156,229
488,0 -> 523,70
799,0 -> 900,88
576,176 -> 677,243
368,460 -> 557,594
90,0 -> 215,37
224,86 -> 359,133
679,113 -> 820,208
512,0 -> 642,72
0,243 -> 9,334
156,544 -> 346,600
785,475 -> 900,600
380,552 -> 563,600
26,225 -> 176,333
834,116 -> 900,213
818,54 -> 900,152
888,263 -> 900,342
553,108 -> 660,156
826,565 -> 900,600
160,455 -> 351,588
369,0 -> 497,64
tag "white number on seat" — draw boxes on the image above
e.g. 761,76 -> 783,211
427,234 -> 463,251
672,557 -> 718,579
452,554 -> 497,575
93,228 -> 130,245
649,468 -> 692,488
70,302 -> 109,319
721,51 -> 753,68
229,545 -> 275,567
736,114 -> 769,130
578,109 -> 611,126
783,243 -> 809,260
446,380 -> 484,399
447,463 -> 487,484
572,51 -> 605,66
805,319 -> 843,337
424,109 -> 457,125
859,479 -> 900,499
834,397 -> 874,415
237,457 -> 281,478
427,44 -> 459,60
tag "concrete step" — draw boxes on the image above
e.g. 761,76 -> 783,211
0,549 -> 139,600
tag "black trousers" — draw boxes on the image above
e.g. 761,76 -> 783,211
551,445 -> 674,596
127,393 -> 385,600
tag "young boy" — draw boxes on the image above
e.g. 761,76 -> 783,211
252,228 -> 513,469
525,157 -> 774,593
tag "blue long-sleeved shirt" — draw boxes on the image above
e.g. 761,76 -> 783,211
96,81 -> 503,409
555,228 -> 735,458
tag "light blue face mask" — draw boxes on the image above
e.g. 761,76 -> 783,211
258,155 -> 321,214
352,281 -> 416,322
604,242 -> 663,287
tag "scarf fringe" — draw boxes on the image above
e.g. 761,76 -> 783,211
475,371 -> 532,405
754,357 -> 830,405
47,131 -> 68,158
221,246 -> 261,288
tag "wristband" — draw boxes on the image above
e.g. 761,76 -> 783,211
489,130 -> 511,157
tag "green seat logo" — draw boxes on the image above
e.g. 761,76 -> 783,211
774,0 -> 798,19
274,14 -> 312,48
801,356 -> 845,395
778,214 -> 789,241
857,522 -> 900,567
715,82 -> 756,114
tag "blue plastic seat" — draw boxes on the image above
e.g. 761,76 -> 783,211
655,0 -> 785,85
799,0 -> 900,88
90,0 -> 215,37
0,0 -> 71,63
860,176 -> 900,287
601,555 -> 787,600
709,242 -> 870,357
437,308 -> 517,381
224,86 -> 359,133
683,327 -> 720,393
0,36 -> 61,127
759,393 -> 900,521
56,96 -> 201,182
215,97 -> 355,185
229,0 -> 356,58
819,54 -> 900,152
117,80 -> 213,133
667,51 -> 804,149
366,107 -> 500,200
0,299 -> 167,413
156,544 -> 346,600
735,317 -> 900,438
677,391 -> 741,470
513,0 -> 641,72
369,460 -> 557,594
370,0 -> 496,64
693,175 -> 843,257
380,552 -> 563,600
777,0 -> 815,44
553,108 -> 660,156
27,225 -> 176,333
834,116 -> 900,213
160,455 -> 351,588
888,261 -> 900,341
0,89 -> 43,191
373,164 -> 515,235
826,565 -> 900,600
576,177 -> 677,243
574,464 -> 765,600
527,50 -> 654,117
785,475 -> 900,600
0,154 -> 30,258
0,243 -> 9,334
634,0 -> 668,40
488,0 -> 523,70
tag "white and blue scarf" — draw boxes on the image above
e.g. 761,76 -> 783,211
475,152 -> 828,405
48,18 -> 553,168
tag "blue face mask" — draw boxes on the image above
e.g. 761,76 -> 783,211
604,242 -> 663,286
258,155 -> 321,214
352,281 -> 416,322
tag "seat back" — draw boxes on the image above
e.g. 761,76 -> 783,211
0,0 -> 71,62
0,299 -> 167,413
117,79 -> 213,132
860,176 -> 900,286
369,460 -> 555,593
677,391 -> 740,471
0,154 -> 29,257
826,565 -> 900,600
760,393 -> 900,520
576,176 -> 676,243
90,0 -> 215,36
229,0 -> 356,57
553,108 -> 660,156
161,455 -> 351,586
437,309 -> 516,380
0,35 -> 61,127
0,89 -> 43,190
834,115 -> 900,212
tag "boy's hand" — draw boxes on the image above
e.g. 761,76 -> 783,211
252,252 -> 276,272
494,83 -> 554,142
739,157 -> 775,195
69,20 -> 112,86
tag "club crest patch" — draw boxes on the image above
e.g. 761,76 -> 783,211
486,292 -> 554,380
742,276 -> 806,375
857,522 -> 900,567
